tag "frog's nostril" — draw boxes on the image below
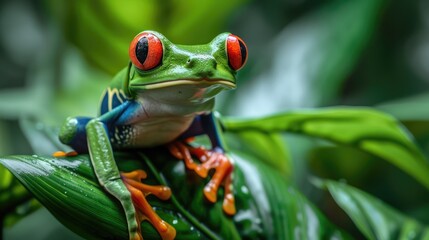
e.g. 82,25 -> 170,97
186,58 -> 195,67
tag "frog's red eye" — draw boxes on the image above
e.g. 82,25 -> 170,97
226,34 -> 247,71
129,32 -> 163,71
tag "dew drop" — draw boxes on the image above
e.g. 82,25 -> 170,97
241,186 -> 249,194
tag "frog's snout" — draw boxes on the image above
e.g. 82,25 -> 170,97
186,55 -> 217,77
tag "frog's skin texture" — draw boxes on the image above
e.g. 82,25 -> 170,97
57,31 -> 247,240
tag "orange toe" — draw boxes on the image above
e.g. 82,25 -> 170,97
53,151 -> 78,158
121,170 -> 175,240
204,181 -> 218,203
52,151 -> 67,157
168,140 -> 237,216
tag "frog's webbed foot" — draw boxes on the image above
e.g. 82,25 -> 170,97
120,170 -> 176,240
168,141 -> 236,215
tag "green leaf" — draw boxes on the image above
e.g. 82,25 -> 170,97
225,151 -> 351,239
222,107 -> 429,190
224,131 -> 292,176
0,155 -> 129,239
315,179 -> 429,240
0,149 -> 350,239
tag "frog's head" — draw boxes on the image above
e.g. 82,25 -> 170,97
125,30 -> 247,104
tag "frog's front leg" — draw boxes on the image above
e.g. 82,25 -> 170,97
86,118 -> 175,240
59,103 -> 176,240
168,113 -> 236,215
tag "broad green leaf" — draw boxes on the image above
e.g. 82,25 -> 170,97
224,131 -> 291,176
0,149 -> 351,239
315,179 -> 429,240
222,107 -> 429,190
308,146 -> 377,185
0,154 -> 169,239
229,0 -> 385,116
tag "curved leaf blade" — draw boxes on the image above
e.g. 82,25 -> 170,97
222,107 -> 429,190
0,155 -> 129,239
228,151 -> 350,240
224,131 -> 292,176
0,149 -> 351,239
315,179 -> 429,240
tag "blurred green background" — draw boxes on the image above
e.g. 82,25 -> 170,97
1,0 -> 429,239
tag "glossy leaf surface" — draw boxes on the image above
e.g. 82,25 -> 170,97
222,107 -> 429,190
0,148 -> 350,239
316,179 -> 429,240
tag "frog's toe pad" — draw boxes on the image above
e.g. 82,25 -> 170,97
223,192 -> 236,216
203,182 -> 218,203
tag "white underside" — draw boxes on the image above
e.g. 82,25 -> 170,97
116,84 -> 220,147
125,115 -> 196,148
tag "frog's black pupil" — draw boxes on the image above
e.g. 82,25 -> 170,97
136,37 -> 148,64
239,40 -> 247,63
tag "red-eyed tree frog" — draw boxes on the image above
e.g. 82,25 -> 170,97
55,30 -> 247,240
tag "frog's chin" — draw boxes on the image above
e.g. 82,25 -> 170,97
130,79 -> 236,90
133,79 -> 234,105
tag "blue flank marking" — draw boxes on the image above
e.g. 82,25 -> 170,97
99,88 -> 127,115
100,90 -> 109,114
111,91 -> 124,111
114,101 -> 142,125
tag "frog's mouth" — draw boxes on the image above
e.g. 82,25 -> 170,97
132,79 -> 235,105
130,79 -> 236,90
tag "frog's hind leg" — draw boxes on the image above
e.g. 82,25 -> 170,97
54,117 -> 92,157
121,170 -> 176,240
